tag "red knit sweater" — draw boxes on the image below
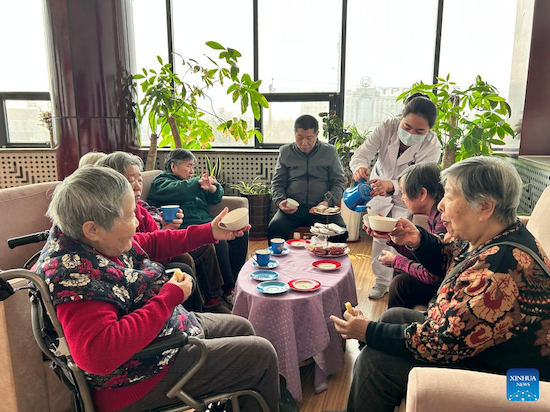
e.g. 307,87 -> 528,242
56,223 -> 215,411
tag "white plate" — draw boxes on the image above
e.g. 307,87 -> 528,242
252,259 -> 280,269
250,270 -> 279,281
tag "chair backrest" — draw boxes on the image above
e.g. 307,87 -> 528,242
142,170 -> 161,202
0,181 -> 59,270
526,185 -> 550,256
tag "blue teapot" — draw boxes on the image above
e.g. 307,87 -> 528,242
343,180 -> 372,211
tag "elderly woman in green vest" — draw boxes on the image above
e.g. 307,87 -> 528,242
147,149 -> 248,305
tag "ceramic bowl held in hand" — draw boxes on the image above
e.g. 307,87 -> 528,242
218,207 -> 249,231
285,198 -> 299,209
362,213 -> 377,229
368,215 -> 398,234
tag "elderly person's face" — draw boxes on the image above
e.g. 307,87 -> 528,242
171,159 -> 195,180
295,128 -> 318,154
85,190 -> 139,257
400,183 -> 429,215
123,165 -> 143,202
438,177 -> 478,241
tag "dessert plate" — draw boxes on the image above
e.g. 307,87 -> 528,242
250,270 -> 279,281
286,239 -> 311,248
257,281 -> 289,294
252,259 -> 280,269
288,278 -> 321,292
312,260 -> 342,271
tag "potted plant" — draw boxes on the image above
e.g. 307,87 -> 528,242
397,75 -> 515,168
133,41 -> 269,170
204,154 -> 224,187
230,176 -> 271,240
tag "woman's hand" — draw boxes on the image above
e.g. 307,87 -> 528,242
161,209 -> 184,230
378,250 -> 396,267
211,207 -> 251,241
199,172 -> 217,193
390,218 -> 421,248
168,271 -> 194,302
369,179 -> 394,197
364,225 -> 391,239
279,199 -> 298,214
330,310 -> 370,342
353,167 -> 371,182
309,200 -> 329,214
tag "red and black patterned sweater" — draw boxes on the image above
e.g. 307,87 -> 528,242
366,221 -> 550,379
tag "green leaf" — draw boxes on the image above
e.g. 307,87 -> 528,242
206,41 -> 225,50
157,56 -> 163,65
133,74 -> 145,80
486,94 -> 505,102
230,64 -> 239,81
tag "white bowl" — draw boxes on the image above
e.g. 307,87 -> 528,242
368,215 -> 398,233
219,207 -> 249,231
286,198 -> 299,209
362,213 -> 377,229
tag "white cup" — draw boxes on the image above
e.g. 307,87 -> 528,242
368,215 -> 398,233
218,207 -> 249,231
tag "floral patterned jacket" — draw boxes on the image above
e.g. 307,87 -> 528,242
367,221 -> 550,379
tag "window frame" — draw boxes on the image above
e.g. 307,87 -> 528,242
0,92 -> 51,148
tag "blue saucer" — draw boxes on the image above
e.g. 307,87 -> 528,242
250,270 -> 279,281
257,281 -> 289,294
252,259 -> 280,269
267,246 -> 290,256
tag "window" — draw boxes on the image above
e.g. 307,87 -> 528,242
438,0 -> 519,150
0,0 -> 50,92
261,102 -> 330,145
5,99 -> 52,145
258,0 -> 342,94
344,0 -> 439,133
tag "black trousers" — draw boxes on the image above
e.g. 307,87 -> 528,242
387,272 -> 440,309
267,205 -> 348,242
214,232 -> 249,289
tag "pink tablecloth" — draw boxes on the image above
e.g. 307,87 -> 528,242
232,247 -> 358,403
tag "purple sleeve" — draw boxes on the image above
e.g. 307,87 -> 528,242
393,255 -> 443,285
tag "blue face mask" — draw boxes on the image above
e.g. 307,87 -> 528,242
397,127 -> 426,147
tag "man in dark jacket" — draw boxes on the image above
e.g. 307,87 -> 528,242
267,114 -> 348,241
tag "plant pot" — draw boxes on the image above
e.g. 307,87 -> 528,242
242,193 -> 271,240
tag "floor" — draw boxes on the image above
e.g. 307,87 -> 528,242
248,233 -> 388,411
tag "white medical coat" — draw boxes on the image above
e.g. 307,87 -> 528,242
349,118 -> 442,219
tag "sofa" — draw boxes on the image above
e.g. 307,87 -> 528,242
0,169 -> 247,412
400,185 -> 550,412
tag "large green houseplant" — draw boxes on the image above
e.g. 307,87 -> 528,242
397,75 -> 515,168
133,41 -> 268,170
230,176 -> 271,240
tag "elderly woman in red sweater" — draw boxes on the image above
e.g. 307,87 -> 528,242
34,167 -> 279,412
96,151 -> 231,313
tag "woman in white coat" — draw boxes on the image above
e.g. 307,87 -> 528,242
350,93 -> 441,299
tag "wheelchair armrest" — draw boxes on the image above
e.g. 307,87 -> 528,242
133,332 -> 189,359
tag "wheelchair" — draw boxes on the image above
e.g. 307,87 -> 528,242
1,231 -> 270,412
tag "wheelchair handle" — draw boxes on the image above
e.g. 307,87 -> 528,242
8,230 -> 50,249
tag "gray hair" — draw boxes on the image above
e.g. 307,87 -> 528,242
165,149 -> 196,172
47,167 -> 132,239
78,151 -> 107,168
441,156 -> 522,226
95,151 -> 144,174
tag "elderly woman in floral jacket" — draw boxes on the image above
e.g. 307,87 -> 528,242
35,167 -> 279,412
332,156 -> 550,412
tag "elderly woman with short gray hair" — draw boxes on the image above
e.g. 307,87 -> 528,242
96,151 -> 231,313
34,167 -> 279,412
331,156 -> 550,412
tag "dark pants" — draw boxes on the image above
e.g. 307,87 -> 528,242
214,232 -> 249,289
267,205 -> 348,242
387,272 -> 440,309
188,244 -> 224,301
347,308 -> 427,412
